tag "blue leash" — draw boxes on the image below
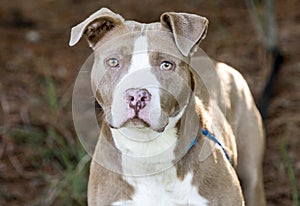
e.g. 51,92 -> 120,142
188,128 -> 231,163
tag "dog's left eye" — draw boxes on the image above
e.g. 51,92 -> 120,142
160,61 -> 174,71
106,58 -> 119,68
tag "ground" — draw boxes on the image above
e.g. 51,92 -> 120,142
0,0 -> 299,205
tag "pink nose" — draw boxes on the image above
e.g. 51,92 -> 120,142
125,89 -> 152,113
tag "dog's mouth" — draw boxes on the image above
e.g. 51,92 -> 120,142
104,103 -> 185,134
124,117 -> 150,129
124,117 -> 168,133
106,115 -> 169,133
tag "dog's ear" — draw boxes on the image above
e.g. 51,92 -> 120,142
69,8 -> 124,48
160,12 -> 208,56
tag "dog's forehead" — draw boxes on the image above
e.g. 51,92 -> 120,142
131,22 -> 184,58
94,20 -> 184,59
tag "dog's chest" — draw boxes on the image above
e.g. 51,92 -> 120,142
111,116 -> 208,205
113,169 -> 208,206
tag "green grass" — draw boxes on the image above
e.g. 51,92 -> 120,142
7,64 -> 90,205
42,127 -> 89,206
41,65 -> 89,205
281,144 -> 299,206
9,126 -> 90,206
281,123 -> 299,206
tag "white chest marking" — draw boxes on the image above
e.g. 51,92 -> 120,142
112,171 -> 208,206
111,107 -> 208,205
110,119 -> 178,176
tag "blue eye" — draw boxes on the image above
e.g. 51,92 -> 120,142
160,61 -> 174,71
106,58 -> 119,68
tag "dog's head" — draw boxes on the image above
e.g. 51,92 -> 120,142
70,8 -> 208,135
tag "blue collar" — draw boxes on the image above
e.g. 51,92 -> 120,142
188,128 -> 231,163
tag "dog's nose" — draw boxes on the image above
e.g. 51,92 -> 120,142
126,88 -> 152,113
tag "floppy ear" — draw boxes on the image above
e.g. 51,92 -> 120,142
160,12 -> 208,56
69,8 -> 124,48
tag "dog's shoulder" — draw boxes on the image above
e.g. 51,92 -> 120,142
215,62 -> 255,108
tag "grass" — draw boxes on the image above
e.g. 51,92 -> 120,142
6,63 -> 90,205
40,64 -> 90,205
41,128 -> 89,206
281,123 -> 299,206
281,143 -> 299,206
9,126 -> 90,206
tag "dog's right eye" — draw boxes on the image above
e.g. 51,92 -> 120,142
160,61 -> 174,71
106,58 -> 119,68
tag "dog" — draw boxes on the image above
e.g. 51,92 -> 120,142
69,8 -> 266,206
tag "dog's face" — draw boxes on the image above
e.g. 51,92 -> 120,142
70,8 -> 208,134
92,29 -> 194,133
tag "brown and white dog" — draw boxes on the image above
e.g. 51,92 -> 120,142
69,8 -> 266,206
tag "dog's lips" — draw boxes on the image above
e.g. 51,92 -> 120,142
106,117 -> 168,133
126,118 -> 150,128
